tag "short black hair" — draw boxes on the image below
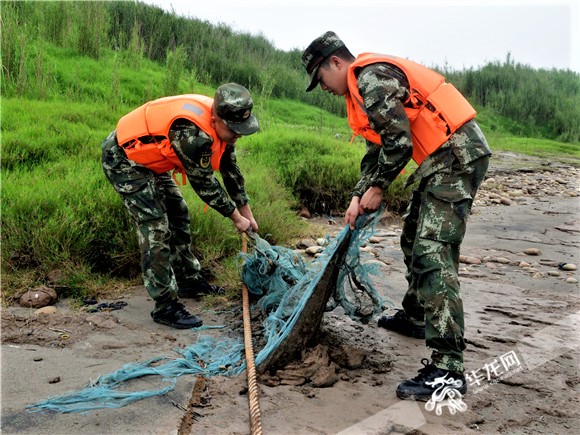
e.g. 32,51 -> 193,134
320,46 -> 355,69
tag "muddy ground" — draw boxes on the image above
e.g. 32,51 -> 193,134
1,151 -> 579,435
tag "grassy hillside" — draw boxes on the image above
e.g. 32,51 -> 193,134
1,0 -> 579,300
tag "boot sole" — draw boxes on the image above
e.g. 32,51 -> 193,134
377,318 -> 425,339
153,317 -> 203,329
396,390 -> 432,401
396,386 -> 467,402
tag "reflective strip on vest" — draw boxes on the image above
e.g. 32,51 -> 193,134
116,94 -> 227,174
346,53 -> 476,165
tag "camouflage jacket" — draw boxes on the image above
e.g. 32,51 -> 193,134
351,63 -> 492,197
169,119 -> 249,217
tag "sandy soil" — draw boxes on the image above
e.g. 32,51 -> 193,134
2,152 -> 579,435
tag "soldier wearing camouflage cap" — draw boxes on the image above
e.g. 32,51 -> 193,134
302,31 -> 491,401
101,83 -> 259,329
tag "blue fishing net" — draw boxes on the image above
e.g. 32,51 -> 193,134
29,210 -> 387,413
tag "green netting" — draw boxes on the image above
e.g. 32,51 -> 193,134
29,210 -> 387,413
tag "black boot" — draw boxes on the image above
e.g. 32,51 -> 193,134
178,278 -> 225,299
151,301 -> 203,329
378,309 -> 425,339
396,358 -> 467,401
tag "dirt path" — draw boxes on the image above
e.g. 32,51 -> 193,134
2,152 -> 579,435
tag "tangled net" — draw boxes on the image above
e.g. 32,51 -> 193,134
29,210 -> 388,413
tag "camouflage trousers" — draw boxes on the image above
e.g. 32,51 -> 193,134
101,132 -> 201,314
400,154 -> 490,372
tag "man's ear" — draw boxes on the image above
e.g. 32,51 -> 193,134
210,116 -> 217,129
330,55 -> 345,70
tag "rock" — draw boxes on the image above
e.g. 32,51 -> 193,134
368,236 -> 385,243
19,286 -> 58,308
311,364 -> 339,388
500,197 -> 512,206
279,376 -> 307,386
566,277 -> 578,284
559,263 -> 577,271
330,345 -> 366,369
296,239 -> 317,249
548,271 -> 560,277
298,207 -> 311,219
523,248 -> 542,256
519,261 -> 531,268
460,255 -> 482,265
316,238 -> 328,246
34,306 -> 58,315
305,246 -> 323,256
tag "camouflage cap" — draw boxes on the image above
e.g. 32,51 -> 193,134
214,83 -> 259,135
301,31 -> 345,92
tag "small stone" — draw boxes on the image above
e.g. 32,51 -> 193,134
296,239 -> 316,249
311,365 -> 339,388
566,277 -> 578,284
524,248 -> 541,256
298,207 -> 311,219
519,261 -> 531,268
34,306 -> 58,315
560,263 -> 577,271
500,197 -> 512,206
460,255 -> 482,265
316,238 -> 327,246
548,271 -> 561,277
305,246 -> 323,255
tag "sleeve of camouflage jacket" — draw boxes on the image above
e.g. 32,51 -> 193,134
169,119 -> 237,217
350,63 -> 414,198
219,144 -> 250,207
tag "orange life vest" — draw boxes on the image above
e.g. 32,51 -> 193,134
346,53 -> 476,165
116,94 -> 227,174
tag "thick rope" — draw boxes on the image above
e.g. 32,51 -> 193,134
242,233 -> 264,435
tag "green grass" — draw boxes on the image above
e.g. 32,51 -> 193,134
475,107 -> 580,161
1,10 -> 577,301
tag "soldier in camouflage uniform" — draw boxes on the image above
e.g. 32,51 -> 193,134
302,31 -> 491,400
102,83 -> 259,329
